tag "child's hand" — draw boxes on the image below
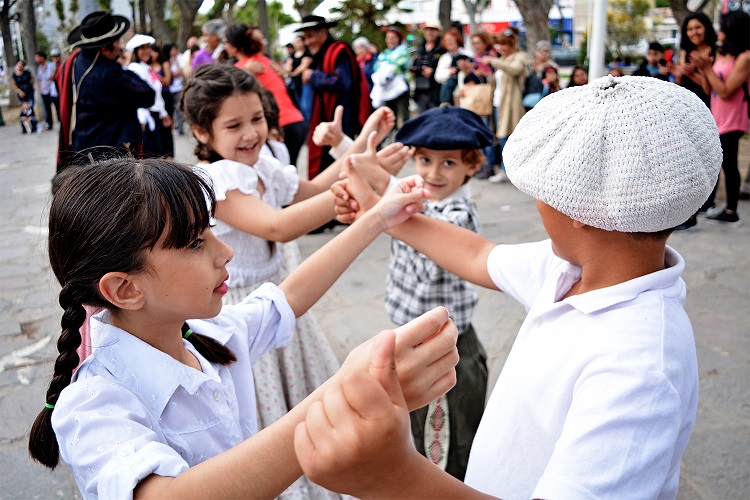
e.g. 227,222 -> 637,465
376,142 -> 413,176
360,106 -> 396,146
312,105 -> 345,148
335,307 -> 458,411
330,178 -> 359,225
294,330 -> 420,497
373,175 -> 430,229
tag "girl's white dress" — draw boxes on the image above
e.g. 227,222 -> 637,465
198,157 -> 341,499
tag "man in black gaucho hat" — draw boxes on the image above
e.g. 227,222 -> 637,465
297,15 -> 371,179
57,11 -> 156,169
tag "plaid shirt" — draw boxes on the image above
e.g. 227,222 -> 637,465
386,184 -> 479,333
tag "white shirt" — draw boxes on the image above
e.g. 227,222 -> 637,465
465,240 -> 698,500
52,283 -> 295,499
197,157 -> 300,288
127,61 -> 168,130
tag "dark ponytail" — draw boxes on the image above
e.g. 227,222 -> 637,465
29,158 -> 237,469
182,324 -> 237,365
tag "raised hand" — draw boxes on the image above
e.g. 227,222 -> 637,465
312,105 -> 345,147
360,106 -> 396,146
377,142 -> 413,176
294,330 -> 419,498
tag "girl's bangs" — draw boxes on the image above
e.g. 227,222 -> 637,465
144,163 -> 217,250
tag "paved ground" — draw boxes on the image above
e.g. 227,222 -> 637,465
0,124 -> 748,499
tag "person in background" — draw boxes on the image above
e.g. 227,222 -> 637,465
19,99 -> 37,134
373,26 -> 412,130
690,10 -> 750,226
566,65 -> 589,88
284,34 -> 314,123
483,28 -> 527,184
435,28 -> 466,105
152,43 -> 175,159
192,19 -> 226,70
34,51 -> 58,131
57,11 -> 155,168
530,40 -> 558,77
11,60 -> 34,108
468,30 -> 496,180
298,14 -> 370,179
352,37 -> 376,93
633,41 -> 670,80
671,12 -> 718,231
410,20 -> 445,113
165,43 -> 187,136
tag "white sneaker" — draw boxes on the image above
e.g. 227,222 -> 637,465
488,171 -> 509,184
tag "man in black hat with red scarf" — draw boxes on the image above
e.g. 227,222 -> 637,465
298,15 -> 371,179
57,11 -> 155,169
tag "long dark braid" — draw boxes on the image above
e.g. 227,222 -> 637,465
29,158 -> 237,469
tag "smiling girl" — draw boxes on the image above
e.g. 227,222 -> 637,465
178,65 -> 394,495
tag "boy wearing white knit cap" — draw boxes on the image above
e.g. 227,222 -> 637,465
294,76 -> 723,500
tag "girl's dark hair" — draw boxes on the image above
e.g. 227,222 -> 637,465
718,10 -> 750,56
162,42 -> 176,62
28,158 -> 236,469
260,87 -> 281,133
179,64 -> 264,161
567,65 -> 588,88
225,23 -> 263,56
150,43 -> 167,64
679,12 -> 717,53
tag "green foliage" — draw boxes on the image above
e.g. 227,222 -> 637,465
577,30 -> 587,67
97,0 -> 112,10
655,0 -> 669,7
606,0 -> 650,55
36,32 -> 50,55
328,0 -> 411,48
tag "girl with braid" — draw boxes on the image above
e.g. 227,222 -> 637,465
27,158 -> 457,499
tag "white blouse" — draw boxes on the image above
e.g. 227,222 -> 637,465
197,157 -> 300,288
52,283 -> 295,499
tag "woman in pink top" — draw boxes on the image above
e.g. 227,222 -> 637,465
224,24 -> 309,165
692,10 -> 750,225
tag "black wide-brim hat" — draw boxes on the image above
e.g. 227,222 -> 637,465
295,15 -> 337,32
68,11 -> 130,49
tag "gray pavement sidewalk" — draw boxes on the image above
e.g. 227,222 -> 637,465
0,124 -> 748,499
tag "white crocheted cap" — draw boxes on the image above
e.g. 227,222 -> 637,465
503,75 -> 723,232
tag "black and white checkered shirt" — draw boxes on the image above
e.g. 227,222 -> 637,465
385,184 -> 479,333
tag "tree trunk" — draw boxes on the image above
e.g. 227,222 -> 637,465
0,0 -> 20,106
464,1 -> 477,35
138,0 -> 147,32
257,0 -> 270,44
513,0 -> 554,55
21,0 -> 37,68
439,0 -> 451,33
294,0 -> 321,18
668,0 -> 710,29
147,0 -> 174,44
176,0 -> 201,51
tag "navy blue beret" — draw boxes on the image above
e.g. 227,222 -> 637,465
394,106 -> 494,150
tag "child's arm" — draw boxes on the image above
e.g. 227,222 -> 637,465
215,131 -> 395,242
134,308 -> 458,499
294,329 -> 494,500
278,173 -> 429,317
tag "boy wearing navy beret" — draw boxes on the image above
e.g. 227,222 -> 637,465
387,106 -> 493,480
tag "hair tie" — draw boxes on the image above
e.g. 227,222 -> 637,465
45,403 -> 55,410
183,329 -> 193,339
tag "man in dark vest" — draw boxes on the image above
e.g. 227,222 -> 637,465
299,15 -> 371,178
57,11 -> 155,169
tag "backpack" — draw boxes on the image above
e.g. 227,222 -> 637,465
522,69 -> 544,109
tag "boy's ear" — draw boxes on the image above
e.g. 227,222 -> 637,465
192,124 -> 210,145
99,272 -> 145,310
466,162 -> 482,179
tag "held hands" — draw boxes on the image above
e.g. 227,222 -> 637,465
294,308 -> 458,497
312,105 -> 345,148
333,132 -> 429,225
690,51 -> 712,70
